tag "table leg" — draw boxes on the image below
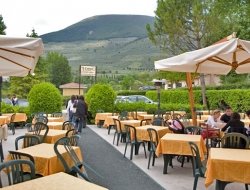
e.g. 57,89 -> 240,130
215,180 -> 230,190
163,154 -> 171,174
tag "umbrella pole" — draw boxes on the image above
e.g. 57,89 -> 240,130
0,76 -> 2,116
186,73 -> 197,126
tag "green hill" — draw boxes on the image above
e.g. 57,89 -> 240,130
40,15 -> 155,42
41,15 -> 166,74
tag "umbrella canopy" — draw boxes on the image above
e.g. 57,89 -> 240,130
0,35 -> 44,114
0,35 -> 44,76
155,38 -> 250,75
154,35 -> 250,125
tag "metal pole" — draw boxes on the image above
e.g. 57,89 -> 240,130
157,86 -> 160,117
0,76 -> 2,116
79,65 -> 81,95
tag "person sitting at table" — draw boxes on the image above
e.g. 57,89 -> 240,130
201,109 -> 221,140
220,106 -> 232,123
221,112 -> 248,136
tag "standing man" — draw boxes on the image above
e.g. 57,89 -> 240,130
75,95 -> 86,133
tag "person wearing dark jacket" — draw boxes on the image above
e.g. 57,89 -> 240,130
74,95 -> 86,133
221,112 -> 247,135
220,106 -> 232,123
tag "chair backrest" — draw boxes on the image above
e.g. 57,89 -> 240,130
169,119 -> 185,134
15,135 -> 41,150
184,126 -> 202,135
68,135 -> 81,146
0,160 -> 35,187
33,122 -> 49,143
54,137 -> 89,181
124,125 -> 137,142
147,128 -> 158,150
34,116 -> 48,124
119,111 -> 128,120
140,119 -> 152,126
152,117 -> 164,126
188,141 -> 205,177
25,123 -> 34,132
9,151 -> 35,164
10,113 -> 16,122
66,129 -> 77,137
62,121 -> 75,130
51,112 -> 62,117
221,132 -> 249,149
113,118 -> 123,132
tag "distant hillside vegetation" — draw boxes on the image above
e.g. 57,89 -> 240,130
40,15 -> 154,43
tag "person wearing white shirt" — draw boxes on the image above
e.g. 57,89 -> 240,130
66,95 -> 76,122
206,109 -> 221,128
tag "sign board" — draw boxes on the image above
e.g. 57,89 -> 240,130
80,66 -> 96,76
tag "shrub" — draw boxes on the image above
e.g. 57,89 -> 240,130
28,82 -> 62,114
85,84 -> 116,115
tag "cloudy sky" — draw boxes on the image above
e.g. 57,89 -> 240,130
1,0 -> 157,37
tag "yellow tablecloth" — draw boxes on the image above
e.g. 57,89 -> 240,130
205,148 -> 250,188
47,122 -> 64,130
2,113 -> 27,122
0,172 -> 107,190
136,125 -> 171,142
156,133 -> 206,161
137,114 -> 154,121
26,129 -> 67,144
47,117 -> 64,122
0,116 -> 10,125
7,143 -> 82,176
103,116 -> 118,128
120,120 -> 141,131
95,113 -> 113,125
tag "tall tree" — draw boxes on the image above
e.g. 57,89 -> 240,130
147,0 -> 250,109
0,15 -> 6,34
46,51 -> 72,88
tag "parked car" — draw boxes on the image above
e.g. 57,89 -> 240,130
2,98 -> 29,107
115,95 -> 157,104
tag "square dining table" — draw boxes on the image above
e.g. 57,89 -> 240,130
0,172 -> 108,190
205,148 -> 250,190
95,113 -> 113,125
2,113 -> 27,122
26,129 -> 67,144
155,133 -> 206,174
47,121 -> 64,130
7,143 -> 82,176
120,120 -> 141,131
136,125 -> 171,142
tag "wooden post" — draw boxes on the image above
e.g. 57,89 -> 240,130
186,73 -> 197,126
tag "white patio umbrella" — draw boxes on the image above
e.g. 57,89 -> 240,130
0,35 -> 44,114
154,34 -> 250,125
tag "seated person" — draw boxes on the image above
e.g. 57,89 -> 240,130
222,112 -> 248,135
220,106 -> 232,123
201,110 -> 221,139
246,110 -> 250,120
206,109 -> 221,129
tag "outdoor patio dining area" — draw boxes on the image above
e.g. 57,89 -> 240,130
0,109 -> 250,190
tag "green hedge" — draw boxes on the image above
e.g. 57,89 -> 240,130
86,84 -> 116,115
146,89 -> 250,112
117,90 -> 146,96
28,82 -> 62,114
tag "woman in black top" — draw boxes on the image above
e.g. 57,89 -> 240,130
221,112 -> 247,135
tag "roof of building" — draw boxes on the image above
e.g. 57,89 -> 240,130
59,82 -> 87,89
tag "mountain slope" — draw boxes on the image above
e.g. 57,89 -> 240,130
40,15 -> 154,43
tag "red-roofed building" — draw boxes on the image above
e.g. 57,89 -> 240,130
59,82 -> 87,96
